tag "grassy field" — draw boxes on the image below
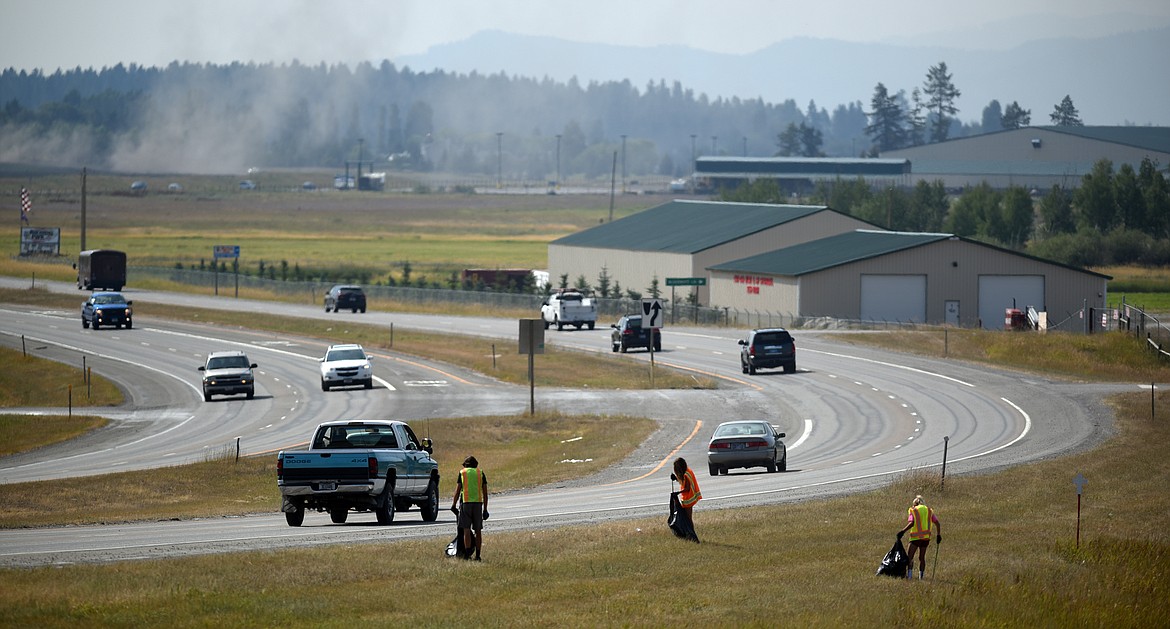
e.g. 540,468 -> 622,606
0,364 -> 1166,625
3,174 -> 1169,625
1,173 -> 657,282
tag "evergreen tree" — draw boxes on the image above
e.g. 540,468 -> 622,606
1049,95 -> 1083,126
922,62 -> 961,143
1114,163 -> 1145,231
596,265 -> 612,298
999,186 -> 1035,248
776,123 -> 802,157
1074,159 -> 1116,231
1139,157 -> 1170,239
906,180 -> 949,232
1001,101 -> 1031,129
981,100 -> 1003,133
1037,185 -> 1076,237
865,83 -> 907,152
906,88 -> 927,146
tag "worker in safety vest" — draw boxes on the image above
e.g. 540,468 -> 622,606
450,455 -> 489,561
897,494 -> 941,579
670,457 -> 702,542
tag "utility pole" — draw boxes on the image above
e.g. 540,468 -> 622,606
496,132 -> 503,189
620,134 -> 627,194
555,134 -> 561,191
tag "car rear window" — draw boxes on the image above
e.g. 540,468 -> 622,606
714,423 -> 769,437
754,332 -> 792,345
340,288 -> 363,295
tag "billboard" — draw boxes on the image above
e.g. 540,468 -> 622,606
20,227 -> 60,255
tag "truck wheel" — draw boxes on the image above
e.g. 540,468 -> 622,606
203,391 -> 212,402
92,320 -> 100,330
321,379 -> 330,392
125,321 -> 133,330
364,378 -> 373,390
612,342 -> 619,353
420,480 -> 440,522
748,363 -> 757,375
375,495 -> 395,525
360,307 -> 366,313
329,507 -> 348,524
82,318 -> 89,329
543,319 -> 550,330
587,322 -> 595,330
285,508 -> 305,527
556,320 -> 564,331
246,388 -> 255,400
654,340 -> 662,352
620,343 -> 628,353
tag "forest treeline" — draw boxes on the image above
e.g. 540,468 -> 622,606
3,59 -> 1023,177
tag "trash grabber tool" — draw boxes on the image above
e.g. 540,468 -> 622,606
932,539 -> 940,579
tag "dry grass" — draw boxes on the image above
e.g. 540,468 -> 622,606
1,390 -> 1166,626
0,345 -> 123,410
837,327 -> 1170,383
0,412 -> 656,528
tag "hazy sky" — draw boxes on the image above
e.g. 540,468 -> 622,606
4,0 -> 1169,71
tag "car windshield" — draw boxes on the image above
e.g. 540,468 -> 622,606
754,332 -> 792,345
207,356 -> 250,370
714,423 -> 769,438
93,294 -> 126,305
326,348 -> 366,361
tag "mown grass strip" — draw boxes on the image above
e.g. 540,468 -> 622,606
0,412 -> 655,528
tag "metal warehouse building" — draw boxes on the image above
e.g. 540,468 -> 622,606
694,156 -> 911,192
882,126 -> 1170,190
548,200 -> 875,304
708,230 -> 1110,330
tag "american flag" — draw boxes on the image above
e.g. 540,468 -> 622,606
20,187 -> 31,224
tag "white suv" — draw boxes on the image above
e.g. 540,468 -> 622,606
319,344 -> 374,391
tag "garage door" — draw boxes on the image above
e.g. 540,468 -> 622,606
860,275 -> 926,323
978,275 -> 1044,330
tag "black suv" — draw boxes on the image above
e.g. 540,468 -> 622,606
611,314 -> 662,353
324,285 -> 367,313
739,328 -> 796,374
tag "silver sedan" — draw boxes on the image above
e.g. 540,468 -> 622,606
707,420 -> 787,476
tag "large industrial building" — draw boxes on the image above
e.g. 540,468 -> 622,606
548,200 -> 876,305
882,126 -> 1170,190
708,230 -> 1109,330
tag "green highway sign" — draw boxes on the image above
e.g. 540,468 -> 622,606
666,277 -> 706,286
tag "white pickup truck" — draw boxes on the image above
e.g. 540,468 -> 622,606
540,289 -> 597,330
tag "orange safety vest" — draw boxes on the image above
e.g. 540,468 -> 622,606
908,504 -> 935,541
678,468 -> 702,508
460,468 -> 483,503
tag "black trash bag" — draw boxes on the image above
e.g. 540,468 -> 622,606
667,491 -> 699,543
876,538 -> 909,577
445,526 -> 472,559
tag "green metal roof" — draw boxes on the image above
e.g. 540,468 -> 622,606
710,230 -> 948,276
710,230 -> 1112,279
551,200 -> 832,253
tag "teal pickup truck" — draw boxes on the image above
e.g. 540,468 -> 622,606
277,420 -> 440,526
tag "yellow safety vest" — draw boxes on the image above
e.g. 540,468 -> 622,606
460,468 -> 483,503
908,504 -> 934,541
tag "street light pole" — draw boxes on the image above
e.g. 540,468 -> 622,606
620,134 -> 627,193
689,134 -> 697,193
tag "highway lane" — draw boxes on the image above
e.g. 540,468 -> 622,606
0,279 -> 1117,565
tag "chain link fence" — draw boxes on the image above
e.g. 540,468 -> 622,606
134,266 -> 938,332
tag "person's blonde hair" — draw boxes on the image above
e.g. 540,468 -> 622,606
912,495 -> 923,506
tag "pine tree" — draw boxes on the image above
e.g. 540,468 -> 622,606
1049,95 -> 1083,126
865,82 -> 907,152
923,62 -> 961,143
1001,101 -> 1032,129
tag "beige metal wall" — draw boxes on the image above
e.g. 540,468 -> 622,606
885,128 -> 1170,190
709,269 -> 800,315
708,238 -> 1107,328
548,209 -> 873,304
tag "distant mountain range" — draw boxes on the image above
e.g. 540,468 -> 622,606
396,26 -> 1170,127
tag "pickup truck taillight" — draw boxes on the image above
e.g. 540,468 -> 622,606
276,456 -> 283,480
368,456 -> 378,478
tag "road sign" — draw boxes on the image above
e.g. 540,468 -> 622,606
666,277 -> 706,287
641,298 -> 663,328
213,245 -> 240,259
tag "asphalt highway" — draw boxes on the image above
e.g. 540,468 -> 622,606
0,278 -> 1123,566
